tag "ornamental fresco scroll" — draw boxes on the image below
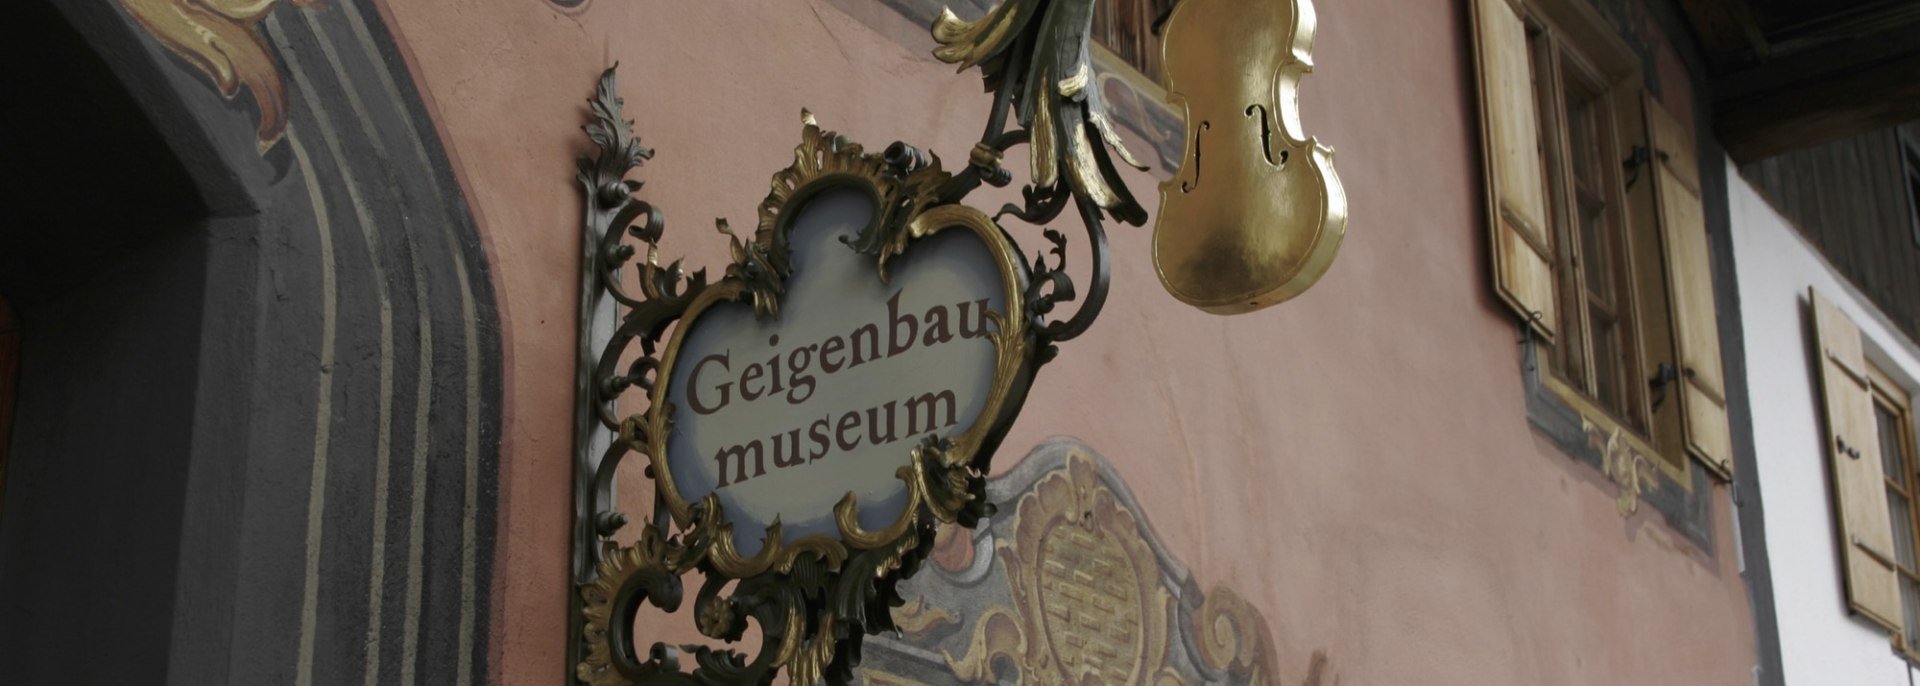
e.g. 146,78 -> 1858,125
569,1 -> 1344,683
869,440 -> 1336,685
117,0 -> 322,152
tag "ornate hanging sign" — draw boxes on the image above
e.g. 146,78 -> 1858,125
645,119 -> 1036,572
568,0 -> 1343,683
574,107 -> 1034,685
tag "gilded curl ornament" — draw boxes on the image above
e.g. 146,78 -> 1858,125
932,0 -> 1152,226
119,0 -> 320,151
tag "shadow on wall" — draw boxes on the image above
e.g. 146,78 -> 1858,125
0,1 -> 214,683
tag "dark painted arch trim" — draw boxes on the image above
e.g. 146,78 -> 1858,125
8,3 -> 506,685
46,2 -> 265,216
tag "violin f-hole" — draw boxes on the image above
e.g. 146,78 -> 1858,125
1244,104 -> 1288,168
1180,120 -> 1211,193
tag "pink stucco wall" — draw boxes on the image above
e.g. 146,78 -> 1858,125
374,0 -> 1757,683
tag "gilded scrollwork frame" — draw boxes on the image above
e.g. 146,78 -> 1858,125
635,117 -> 1038,581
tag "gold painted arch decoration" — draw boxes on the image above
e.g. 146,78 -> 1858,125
119,0 -> 322,152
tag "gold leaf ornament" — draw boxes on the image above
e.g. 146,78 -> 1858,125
119,0 -> 320,151
933,0 -> 1151,226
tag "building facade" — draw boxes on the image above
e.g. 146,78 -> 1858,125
0,0 -> 1915,684
1732,124 -> 1920,684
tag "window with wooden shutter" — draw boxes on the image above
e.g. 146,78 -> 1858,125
1643,97 -> 1732,476
1471,0 -> 1732,485
1471,0 -> 1558,339
1869,362 -> 1920,654
1812,287 -> 1905,634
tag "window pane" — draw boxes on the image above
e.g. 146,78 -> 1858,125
1880,403 -> 1910,488
1891,489 -> 1918,571
1555,56 -> 1638,426
1529,31 -> 1589,390
1591,311 -> 1625,415
1564,84 -> 1600,187
1579,200 -> 1612,297
1562,75 -> 1613,307
1905,575 -> 1920,652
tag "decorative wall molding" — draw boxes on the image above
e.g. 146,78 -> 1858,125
1520,332 -> 1715,550
864,438 -> 1334,686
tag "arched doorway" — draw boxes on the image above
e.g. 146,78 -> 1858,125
0,0 -> 505,682
0,2 -> 214,681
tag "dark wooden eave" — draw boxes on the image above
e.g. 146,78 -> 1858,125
1675,0 -> 1920,162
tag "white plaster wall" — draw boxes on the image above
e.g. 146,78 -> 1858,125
1732,158 -> 1920,685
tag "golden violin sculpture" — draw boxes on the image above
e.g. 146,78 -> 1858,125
1155,0 -> 1347,314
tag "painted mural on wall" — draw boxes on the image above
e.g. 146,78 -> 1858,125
1591,422 -> 1659,518
118,0 -> 322,151
865,439 -> 1333,685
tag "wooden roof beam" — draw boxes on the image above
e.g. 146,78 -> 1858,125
1714,37 -> 1920,162
1674,0 -> 1770,67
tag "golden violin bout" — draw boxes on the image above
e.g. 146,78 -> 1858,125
1155,0 -> 1347,314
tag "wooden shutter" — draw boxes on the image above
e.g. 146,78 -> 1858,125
1812,288 -> 1905,633
1470,0 -> 1558,338
1643,96 -> 1732,476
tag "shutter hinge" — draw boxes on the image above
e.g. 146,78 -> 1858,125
1623,145 -> 1670,192
1649,362 -> 1679,412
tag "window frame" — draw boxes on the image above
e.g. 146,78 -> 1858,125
1465,0 -> 1726,539
1505,2 -> 1691,482
1525,21 -> 1650,435
1870,361 -> 1920,658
